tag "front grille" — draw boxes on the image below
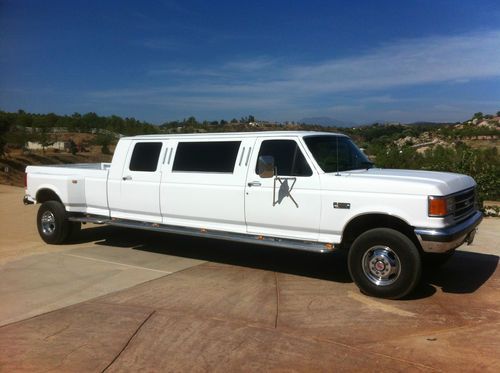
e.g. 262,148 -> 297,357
453,187 -> 476,222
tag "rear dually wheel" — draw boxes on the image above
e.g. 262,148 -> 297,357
37,201 -> 72,244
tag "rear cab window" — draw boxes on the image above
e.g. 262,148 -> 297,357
129,142 -> 163,172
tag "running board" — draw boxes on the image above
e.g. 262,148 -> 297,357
68,214 -> 336,254
69,215 -> 109,224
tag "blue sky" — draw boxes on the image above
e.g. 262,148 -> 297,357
1,0 -> 500,124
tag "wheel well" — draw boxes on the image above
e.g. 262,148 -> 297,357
341,214 -> 421,251
36,188 -> 62,204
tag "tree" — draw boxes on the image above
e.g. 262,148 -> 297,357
82,112 -> 100,129
15,110 -> 33,127
496,111 -> 500,117
68,139 -> 78,155
0,118 -> 10,155
248,115 -> 255,122
5,126 -> 29,150
186,116 -> 198,126
36,126 -> 54,154
230,118 -> 238,124
94,133 -> 114,154
473,112 -> 483,119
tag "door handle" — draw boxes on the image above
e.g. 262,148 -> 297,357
247,181 -> 261,187
122,175 -> 132,181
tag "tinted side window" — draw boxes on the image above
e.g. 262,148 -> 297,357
173,141 -> 241,173
129,142 -> 163,172
257,140 -> 312,177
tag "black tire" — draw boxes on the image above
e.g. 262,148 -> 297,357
348,228 -> 422,299
423,250 -> 455,268
37,201 -> 71,244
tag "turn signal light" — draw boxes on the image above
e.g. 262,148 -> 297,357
428,196 -> 448,217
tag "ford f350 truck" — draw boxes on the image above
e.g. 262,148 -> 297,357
24,131 -> 482,299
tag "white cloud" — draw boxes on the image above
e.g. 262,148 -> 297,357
282,30 -> 500,93
359,95 -> 399,104
147,67 -> 227,77
90,30 -> 500,119
223,58 -> 276,72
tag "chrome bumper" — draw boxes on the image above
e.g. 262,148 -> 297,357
414,211 -> 483,253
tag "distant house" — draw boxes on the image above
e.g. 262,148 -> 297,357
26,141 -> 70,151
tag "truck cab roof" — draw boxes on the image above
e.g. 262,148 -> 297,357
121,131 -> 347,141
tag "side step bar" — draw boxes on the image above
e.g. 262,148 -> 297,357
68,214 -> 336,254
69,215 -> 109,224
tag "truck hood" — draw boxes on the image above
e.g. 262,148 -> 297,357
323,168 -> 476,196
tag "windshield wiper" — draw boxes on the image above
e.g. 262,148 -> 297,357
361,161 -> 374,169
344,161 -> 374,171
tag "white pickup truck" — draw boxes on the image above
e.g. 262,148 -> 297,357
24,131 -> 482,298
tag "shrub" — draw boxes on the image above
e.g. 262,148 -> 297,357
374,145 -> 499,203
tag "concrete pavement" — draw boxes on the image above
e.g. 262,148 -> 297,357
0,185 -> 204,326
0,185 -> 499,371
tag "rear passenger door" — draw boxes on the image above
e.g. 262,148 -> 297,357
245,137 -> 321,240
113,140 -> 168,223
161,139 -> 253,232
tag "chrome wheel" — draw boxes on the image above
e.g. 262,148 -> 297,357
41,211 -> 56,235
362,245 -> 401,286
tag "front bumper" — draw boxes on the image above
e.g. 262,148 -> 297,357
414,211 -> 483,253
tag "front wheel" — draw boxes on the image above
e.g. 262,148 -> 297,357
348,228 -> 422,299
37,201 -> 72,244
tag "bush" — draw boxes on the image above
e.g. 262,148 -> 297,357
0,118 -> 10,156
374,145 -> 499,203
93,133 -> 114,155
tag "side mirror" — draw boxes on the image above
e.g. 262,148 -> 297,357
257,155 -> 275,178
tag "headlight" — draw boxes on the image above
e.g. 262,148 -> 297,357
428,195 -> 455,217
446,196 -> 455,212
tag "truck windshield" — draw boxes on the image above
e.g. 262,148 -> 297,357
304,135 -> 373,172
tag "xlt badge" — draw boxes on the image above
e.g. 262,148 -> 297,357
333,202 -> 351,209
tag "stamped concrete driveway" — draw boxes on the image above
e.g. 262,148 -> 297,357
0,185 -> 499,371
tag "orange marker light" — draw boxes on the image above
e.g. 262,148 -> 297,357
428,197 -> 448,217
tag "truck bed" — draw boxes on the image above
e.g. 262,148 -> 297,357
26,163 -> 111,217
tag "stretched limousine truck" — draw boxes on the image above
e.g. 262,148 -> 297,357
23,131 -> 482,299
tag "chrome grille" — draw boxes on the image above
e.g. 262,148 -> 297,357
453,188 -> 476,221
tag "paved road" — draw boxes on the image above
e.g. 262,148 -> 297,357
0,185 -> 499,371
